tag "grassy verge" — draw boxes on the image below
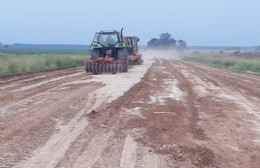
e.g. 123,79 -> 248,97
183,53 -> 260,74
0,51 -> 88,77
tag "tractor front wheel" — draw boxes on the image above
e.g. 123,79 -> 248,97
137,54 -> 143,65
118,48 -> 129,72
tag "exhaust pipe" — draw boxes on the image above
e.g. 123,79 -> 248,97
121,28 -> 124,41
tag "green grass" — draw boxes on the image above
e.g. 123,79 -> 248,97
183,53 -> 260,74
0,51 -> 88,77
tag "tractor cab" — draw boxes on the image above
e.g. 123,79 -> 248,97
93,31 -> 121,47
91,30 -> 126,58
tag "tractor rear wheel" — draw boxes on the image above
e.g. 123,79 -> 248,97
91,49 -> 99,60
137,54 -> 143,65
118,48 -> 129,72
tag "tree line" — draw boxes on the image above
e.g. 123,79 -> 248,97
147,33 -> 187,49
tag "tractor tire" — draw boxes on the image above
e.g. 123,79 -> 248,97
102,64 -> 107,73
93,62 -> 98,74
118,64 -> 123,72
91,49 -> 99,60
85,62 -> 91,73
98,63 -> 103,73
137,54 -> 143,65
118,48 -> 129,72
85,63 -> 88,73
112,63 -> 117,74
106,64 -> 110,72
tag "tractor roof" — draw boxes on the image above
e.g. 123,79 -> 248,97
97,30 -> 120,34
124,36 -> 140,40
125,36 -> 139,38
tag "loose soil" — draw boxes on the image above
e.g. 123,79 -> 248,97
0,50 -> 259,168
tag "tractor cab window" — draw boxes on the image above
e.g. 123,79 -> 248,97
93,33 -> 100,43
129,39 -> 133,46
126,38 -> 133,47
94,33 -> 119,46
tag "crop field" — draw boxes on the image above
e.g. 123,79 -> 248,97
0,49 -> 88,77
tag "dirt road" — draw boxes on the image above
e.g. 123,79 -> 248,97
0,51 -> 259,168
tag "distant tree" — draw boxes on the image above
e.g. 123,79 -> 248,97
147,33 -> 187,49
256,46 -> 260,51
147,33 -> 177,48
147,38 -> 159,47
159,33 -> 176,47
177,40 -> 187,49
160,33 -> 172,40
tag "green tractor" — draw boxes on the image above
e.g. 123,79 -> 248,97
85,29 -> 129,74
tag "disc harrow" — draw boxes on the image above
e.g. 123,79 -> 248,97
85,57 -> 124,74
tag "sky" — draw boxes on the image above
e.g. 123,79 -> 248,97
0,0 -> 260,46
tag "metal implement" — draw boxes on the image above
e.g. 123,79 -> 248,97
85,58 -> 123,74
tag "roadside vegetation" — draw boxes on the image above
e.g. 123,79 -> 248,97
184,52 -> 260,74
0,49 -> 88,77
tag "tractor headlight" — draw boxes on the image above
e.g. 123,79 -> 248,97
92,43 -> 102,49
115,43 -> 125,48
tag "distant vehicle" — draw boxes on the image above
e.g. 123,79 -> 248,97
124,36 -> 143,65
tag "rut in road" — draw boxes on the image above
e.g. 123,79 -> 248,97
14,92 -> 95,168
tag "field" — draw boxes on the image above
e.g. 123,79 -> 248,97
0,49 -> 88,77
184,51 -> 260,74
0,50 -> 259,168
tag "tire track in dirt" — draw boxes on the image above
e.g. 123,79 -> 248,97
181,60 -> 260,98
14,119 -> 88,168
11,72 -> 85,92
0,72 -> 90,109
0,82 -> 101,168
91,56 -> 259,167
0,51 -> 155,168
120,135 -> 137,168
178,60 -> 260,122
120,134 -> 171,168
0,66 -> 83,85
12,88 -> 108,168
171,60 -> 260,167
13,89 -> 98,168
71,132 -> 112,168
87,58 -> 194,167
